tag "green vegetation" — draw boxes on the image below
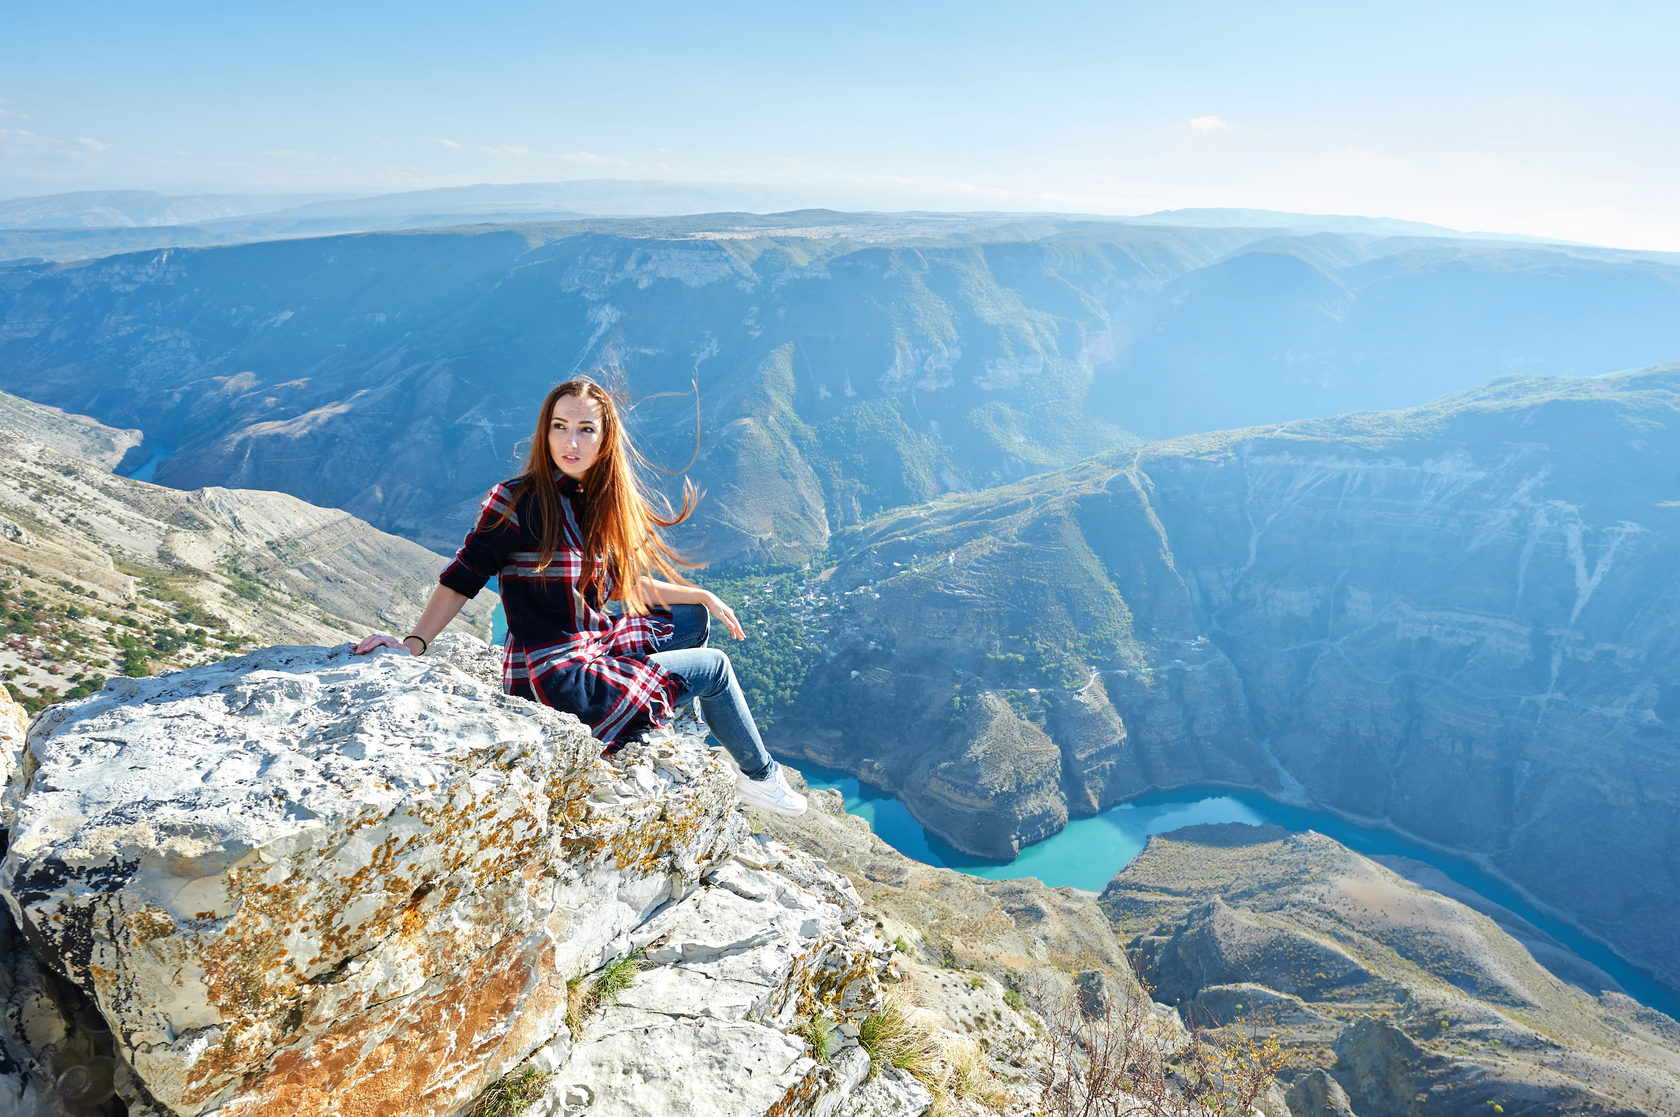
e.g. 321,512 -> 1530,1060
978,633 -> 1087,690
797,1013 -> 835,1064
468,1066 -> 550,1117
591,948 -> 645,1005
813,399 -> 941,518
60,672 -> 105,701
701,565 -> 818,728
565,948 -> 646,1038
119,636 -> 152,678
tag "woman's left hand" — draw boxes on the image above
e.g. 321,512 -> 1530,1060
353,632 -> 412,656
702,591 -> 746,640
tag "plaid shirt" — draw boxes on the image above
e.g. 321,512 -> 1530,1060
439,476 -> 676,747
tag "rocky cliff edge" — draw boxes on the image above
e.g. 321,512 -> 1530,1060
0,635 -> 900,1117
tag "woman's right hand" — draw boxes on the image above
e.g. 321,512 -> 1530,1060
353,633 -> 413,656
699,591 -> 746,641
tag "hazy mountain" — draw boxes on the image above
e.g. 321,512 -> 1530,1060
0,189 -> 361,230
1121,206 -> 1556,242
8,184 -> 1664,266
2,217 -> 1678,566
0,220 -> 1236,557
764,363 -> 1680,1000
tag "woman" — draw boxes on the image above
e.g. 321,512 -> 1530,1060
353,376 -> 805,816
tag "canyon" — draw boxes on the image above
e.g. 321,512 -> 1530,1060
772,363 -> 1680,1001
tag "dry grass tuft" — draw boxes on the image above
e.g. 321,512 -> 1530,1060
858,992 -> 944,1085
565,948 -> 646,1039
469,1065 -> 550,1117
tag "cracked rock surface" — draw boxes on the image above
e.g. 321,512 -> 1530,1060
527,837 -> 896,1117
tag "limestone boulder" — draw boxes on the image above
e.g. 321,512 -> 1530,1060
1285,1068 -> 1356,1117
0,634 -> 747,1117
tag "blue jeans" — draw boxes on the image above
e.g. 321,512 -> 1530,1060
648,604 -> 775,781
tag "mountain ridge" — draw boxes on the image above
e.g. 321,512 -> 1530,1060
0,390 -> 494,715
3,219 -> 1677,567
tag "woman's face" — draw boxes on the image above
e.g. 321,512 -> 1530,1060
549,393 -> 605,480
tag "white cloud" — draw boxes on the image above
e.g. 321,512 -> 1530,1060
0,128 -> 37,139
426,137 -> 462,149
475,144 -> 529,157
555,150 -> 625,166
77,137 -> 113,151
265,149 -> 317,159
1189,115 -> 1231,133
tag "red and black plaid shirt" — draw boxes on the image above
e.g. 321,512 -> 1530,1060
439,476 -> 676,747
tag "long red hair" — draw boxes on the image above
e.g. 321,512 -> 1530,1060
513,377 -> 700,614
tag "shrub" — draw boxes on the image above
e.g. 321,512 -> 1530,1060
1035,988 -> 1286,1117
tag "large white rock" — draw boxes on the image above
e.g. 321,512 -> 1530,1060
0,635 -> 747,1117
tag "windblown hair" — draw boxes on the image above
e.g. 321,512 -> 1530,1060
511,377 -> 700,614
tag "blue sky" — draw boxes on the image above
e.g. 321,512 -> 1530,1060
4,0 -> 1677,248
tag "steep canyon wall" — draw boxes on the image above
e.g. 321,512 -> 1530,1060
776,366 -> 1680,995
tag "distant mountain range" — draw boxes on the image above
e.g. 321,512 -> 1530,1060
2,183 -> 1579,234
1123,206 -> 1558,242
2,214 -> 1677,567
6,184 -> 1656,265
0,189 -> 368,230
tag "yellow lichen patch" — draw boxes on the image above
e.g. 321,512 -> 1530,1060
774,938 -> 890,1026
559,781 -> 715,878
219,932 -> 561,1117
127,907 -> 177,944
180,782 -> 558,1106
764,1059 -> 834,1117
543,769 -> 593,833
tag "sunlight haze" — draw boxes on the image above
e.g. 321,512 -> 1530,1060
4,0 -> 1677,249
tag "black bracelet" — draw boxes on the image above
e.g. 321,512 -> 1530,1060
404,634 -> 428,655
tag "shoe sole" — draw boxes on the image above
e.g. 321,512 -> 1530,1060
735,792 -> 807,816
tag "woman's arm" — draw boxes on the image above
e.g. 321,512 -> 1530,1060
638,577 -> 745,640
353,584 -> 470,656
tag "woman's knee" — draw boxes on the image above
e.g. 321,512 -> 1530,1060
693,648 -> 736,698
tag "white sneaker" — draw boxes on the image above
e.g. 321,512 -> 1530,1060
736,762 -> 807,816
